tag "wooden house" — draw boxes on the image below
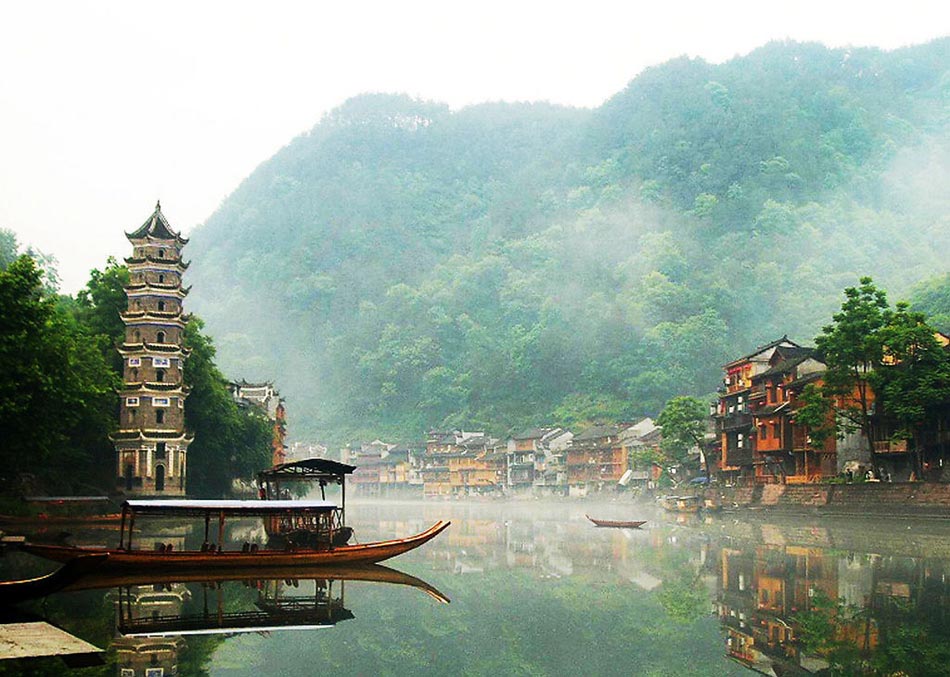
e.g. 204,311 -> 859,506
566,425 -> 628,495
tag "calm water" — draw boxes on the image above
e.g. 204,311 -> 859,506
4,500 -> 950,676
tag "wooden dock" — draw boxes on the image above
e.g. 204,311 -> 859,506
0,622 -> 102,665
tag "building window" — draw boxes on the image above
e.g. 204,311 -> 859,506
158,301 -> 166,311
156,442 -> 166,459
153,397 -> 170,407
158,249 -> 165,258
737,434 -> 744,449
126,397 -> 140,407
156,331 -> 166,343
128,357 -> 141,367
158,274 -> 165,283
156,369 -> 165,382
156,410 -> 164,424
152,356 -> 170,368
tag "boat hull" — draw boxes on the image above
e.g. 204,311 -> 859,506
586,515 -> 647,529
22,521 -> 450,571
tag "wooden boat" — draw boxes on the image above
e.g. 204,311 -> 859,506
585,515 -> 647,529
21,499 -> 450,572
0,553 -> 108,604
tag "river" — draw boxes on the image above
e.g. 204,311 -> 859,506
3,499 -> 950,676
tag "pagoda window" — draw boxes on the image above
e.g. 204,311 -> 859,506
128,357 -> 141,367
158,249 -> 165,258
156,369 -> 165,382
158,274 -> 165,284
133,329 -> 141,341
155,442 -> 166,459
157,331 -> 166,343
158,301 -> 166,311
130,368 -> 139,382
156,410 -> 165,424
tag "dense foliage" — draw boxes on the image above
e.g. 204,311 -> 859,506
178,40 -> 950,443
797,277 -> 950,474
0,233 -> 271,497
0,251 -> 117,493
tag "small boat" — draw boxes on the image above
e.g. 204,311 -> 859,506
21,499 -> 449,572
586,515 -> 647,529
0,553 -> 109,604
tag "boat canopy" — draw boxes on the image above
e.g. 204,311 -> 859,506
258,458 -> 356,482
123,499 -> 338,517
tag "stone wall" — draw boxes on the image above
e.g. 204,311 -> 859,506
710,481 -> 950,517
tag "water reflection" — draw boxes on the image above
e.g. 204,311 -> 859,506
715,535 -> 950,674
9,505 -> 950,675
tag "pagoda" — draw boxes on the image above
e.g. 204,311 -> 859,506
113,202 -> 193,495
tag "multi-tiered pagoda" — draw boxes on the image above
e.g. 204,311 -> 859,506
113,202 -> 193,495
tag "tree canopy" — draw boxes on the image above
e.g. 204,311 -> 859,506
180,38 -> 950,444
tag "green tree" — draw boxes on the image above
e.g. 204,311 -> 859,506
657,395 -> 710,480
871,303 -> 950,476
75,257 -> 130,372
0,256 -> 117,493
813,277 -> 891,467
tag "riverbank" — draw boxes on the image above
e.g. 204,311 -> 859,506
709,481 -> 950,519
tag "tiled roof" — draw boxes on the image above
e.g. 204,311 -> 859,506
724,335 -> 801,368
573,425 -> 622,441
127,202 -> 188,243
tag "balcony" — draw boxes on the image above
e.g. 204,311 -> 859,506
721,412 -> 753,431
874,439 -> 909,454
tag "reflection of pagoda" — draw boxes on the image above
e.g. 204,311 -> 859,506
113,202 -> 193,496
116,579 -> 353,637
112,584 -> 190,677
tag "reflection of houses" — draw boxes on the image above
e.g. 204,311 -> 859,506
567,425 -> 628,496
113,583 -> 190,677
714,539 -> 849,673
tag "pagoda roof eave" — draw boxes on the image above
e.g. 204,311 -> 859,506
126,202 -> 188,243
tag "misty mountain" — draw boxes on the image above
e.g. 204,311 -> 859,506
185,38 -> 950,443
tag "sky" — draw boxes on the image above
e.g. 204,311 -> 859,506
1,1 -> 948,293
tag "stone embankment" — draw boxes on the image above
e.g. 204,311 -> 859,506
709,482 -> 950,519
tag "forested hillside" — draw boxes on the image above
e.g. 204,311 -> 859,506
185,39 -> 950,443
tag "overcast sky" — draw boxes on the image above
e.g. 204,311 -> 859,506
1,1 -> 947,293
